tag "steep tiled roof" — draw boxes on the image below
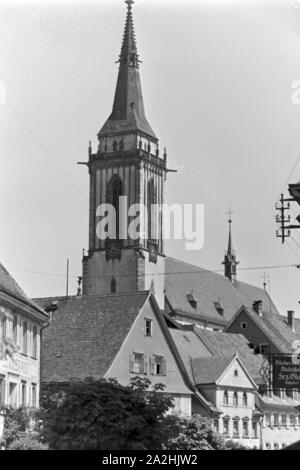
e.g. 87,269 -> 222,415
191,355 -> 235,385
0,262 -> 45,314
165,257 -> 278,325
170,327 -> 264,385
197,329 -> 265,384
38,292 -> 149,383
227,307 -> 300,354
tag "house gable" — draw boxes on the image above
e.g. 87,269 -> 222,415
106,295 -> 191,395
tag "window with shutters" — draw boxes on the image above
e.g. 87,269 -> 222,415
150,355 -> 166,376
0,375 -> 6,405
130,353 -> 146,374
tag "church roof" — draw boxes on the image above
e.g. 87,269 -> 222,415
0,262 -> 45,315
164,256 -> 279,326
98,0 -> 157,140
38,291 -> 149,383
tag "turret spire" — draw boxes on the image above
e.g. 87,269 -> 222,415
98,0 -> 157,142
222,206 -> 239,282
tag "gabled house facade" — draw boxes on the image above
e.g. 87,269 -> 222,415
36,291 -> 214,418
225,303 -> 300,449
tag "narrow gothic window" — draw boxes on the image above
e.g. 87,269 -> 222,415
107,175 -> 123,239
111,278 -> 116,293
147,178 -> 155,240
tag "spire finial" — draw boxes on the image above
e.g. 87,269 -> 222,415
119,0 -> 139,68
226,204 -> 234,255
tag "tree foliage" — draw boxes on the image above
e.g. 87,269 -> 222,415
41,377 -> 176,450
166,414 -> 249,450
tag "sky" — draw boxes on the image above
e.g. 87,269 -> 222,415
1,0 -> 300,316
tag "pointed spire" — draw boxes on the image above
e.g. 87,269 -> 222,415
222,206 -> 239,282
98,0 -> 157,142
227,204 -> 234,256
119,1 -> 139,68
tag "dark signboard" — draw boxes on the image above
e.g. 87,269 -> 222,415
272,354 -> 300,389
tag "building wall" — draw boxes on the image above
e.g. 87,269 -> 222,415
106,301 -> 192,416
0,303 -> 41,409
198,360 -> 260,448
261,409 -> 300,449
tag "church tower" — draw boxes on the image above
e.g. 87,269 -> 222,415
222,211 -> 239,282
81,0 -> 167,307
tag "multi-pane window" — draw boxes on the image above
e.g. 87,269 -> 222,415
223,391 -> 229,405
233,391 -> 238,407
13,316 -> 17,344
233,420 -> 239,437
242,392 -> 248,406
274,413 -> 279,427
223,419 -> 229,436
145,319 -> 153,337
0,376 -> 6,405
242,420 -> 249,437
252,421 -> 258,439
265,443 -> 271,450
274,443 -> 279,450
131,353 -> 145,374
214,419 -> 219,433
265,413 -> 271,427
290,415 -> 296,427
23,321 -> 27,355
152,355 -> 166,376
281,414 -> 287,427
9,382 -> 17,408
31,383 -> 37,408
32,326 -> 37,359
21,381 -> 26,406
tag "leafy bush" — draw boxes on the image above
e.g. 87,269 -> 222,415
0,406 -> 38,448
166,414 -> 250,450
7,435 -> 48,450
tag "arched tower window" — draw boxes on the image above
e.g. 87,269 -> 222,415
107,175 -> 123,239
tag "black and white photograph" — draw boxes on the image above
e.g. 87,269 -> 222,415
1,0 -> 300,454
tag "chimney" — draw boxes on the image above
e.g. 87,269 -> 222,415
287,310 -> 295,332
253,300 -> 263,317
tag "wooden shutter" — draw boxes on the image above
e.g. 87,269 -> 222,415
150,356 -> 155,375
143,356 -> 148,375
129,353 -> 135,373
162,357 -> 167,376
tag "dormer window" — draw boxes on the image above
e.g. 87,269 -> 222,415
187,292 -> 197,309
214,301 -> 224,316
